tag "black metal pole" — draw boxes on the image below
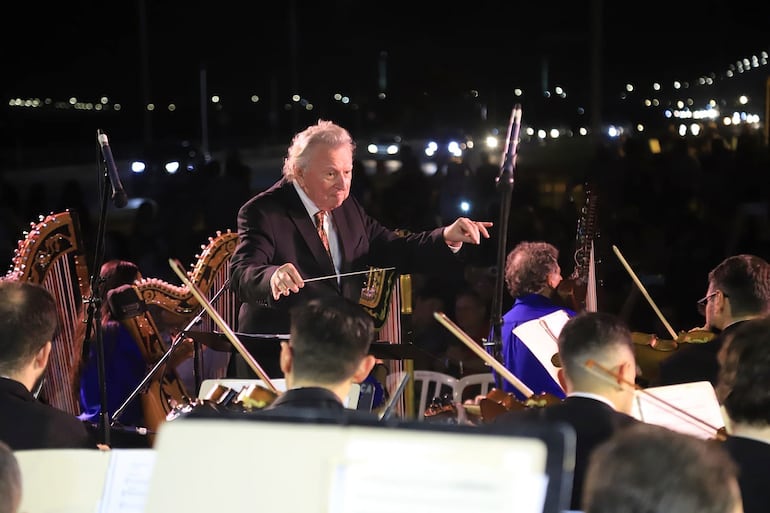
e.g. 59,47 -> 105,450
485,104 -> 522,389
82,165 -> 113,446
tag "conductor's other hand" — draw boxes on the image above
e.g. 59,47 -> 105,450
443,218 -> 493,248
270,263 -> 304,300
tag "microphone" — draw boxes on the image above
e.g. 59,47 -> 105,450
497,104 -> 522,185
97,129 -> 128,208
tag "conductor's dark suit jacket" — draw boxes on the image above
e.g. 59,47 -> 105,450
230,178 -> 464,336
493,395 -> 639,511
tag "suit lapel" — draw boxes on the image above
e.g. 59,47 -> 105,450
284,183 -> 336,274
327,207 -> 353,274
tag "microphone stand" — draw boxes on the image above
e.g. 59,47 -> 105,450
485,104 -> 522,389
80,139 -> 121,446
111,279 -> 230,427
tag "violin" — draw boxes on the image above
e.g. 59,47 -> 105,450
632,327 -> 718,386
478,388 -> 561,423
633,327 -> 717,349
432,312 -> 562,424
612,245 -> 721,384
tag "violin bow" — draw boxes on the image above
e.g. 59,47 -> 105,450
584,359 -> 725,440
168,258 -> 280,394
612,245 -> 679,340
433,311 -> 534,398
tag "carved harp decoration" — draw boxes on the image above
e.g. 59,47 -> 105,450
133,230 -> 239,329
360,267 -> 414,419
5,211 -> 91,415
121,230 -> 240,429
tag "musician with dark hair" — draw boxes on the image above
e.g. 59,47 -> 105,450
657,253 -> 770,386
0,280 -> 96,450
265,295 -> 376,413
716,316 -> 770,513
582,423 -> 742,513
496,241 -> 575,400
229,119 -> 492,377
76,259 -> 193,446
76,260 -> 148,435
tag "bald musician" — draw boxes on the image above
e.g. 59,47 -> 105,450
494,311 -> 640,511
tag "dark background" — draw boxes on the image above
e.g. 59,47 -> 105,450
2,0 -> 767,165
1,1 -> 768,342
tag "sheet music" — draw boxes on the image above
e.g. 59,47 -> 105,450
328,438 -> 548,513
631,381 -> 726,439
512,310 -> 570,390
98,449 -> 157,513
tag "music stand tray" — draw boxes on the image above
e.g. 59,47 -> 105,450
185,331 -> 233,352
367,342 -> 432,361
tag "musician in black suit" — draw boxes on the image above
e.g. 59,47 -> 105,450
0,280 -> 96,450
657,253 -> 770,387
716,316 -> 770,513
229,119 -> 492,376
265,295 -> 376,416
494,311 -> 640,511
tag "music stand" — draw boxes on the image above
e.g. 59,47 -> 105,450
228,332 -> 290,379
367,341 -> 433,361
185,331 -> 233,352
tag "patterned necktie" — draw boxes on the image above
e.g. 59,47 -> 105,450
314,210 -> 332,258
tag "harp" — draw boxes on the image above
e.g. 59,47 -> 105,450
360,267 -> 415,419
108,230 -> 240,435
4,211 -> 92,415
133,230 -> 239,331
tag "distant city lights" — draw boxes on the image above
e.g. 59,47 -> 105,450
5,49 -> 768,143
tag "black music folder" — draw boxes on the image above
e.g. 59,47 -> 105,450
227,332 -> 289,379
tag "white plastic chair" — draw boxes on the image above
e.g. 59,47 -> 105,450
386,370 -> 459,421
454,373 -> 496,403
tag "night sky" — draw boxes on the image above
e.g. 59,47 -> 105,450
2,0 -> 767,160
